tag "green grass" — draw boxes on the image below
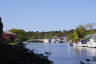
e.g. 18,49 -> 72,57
8,43 -> 17,45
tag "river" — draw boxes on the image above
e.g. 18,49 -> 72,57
25,42 -> 96,64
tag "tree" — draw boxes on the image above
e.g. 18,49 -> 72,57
0,17 -> 3,43
0,17 -> 3,35
73,31 -> 78,41
76,25 -> 86,39
9,29 -> 27,43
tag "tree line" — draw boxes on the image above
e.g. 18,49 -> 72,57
8,23 -> 96,43
0,17 -> 96,44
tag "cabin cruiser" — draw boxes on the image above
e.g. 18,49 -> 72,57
87,38 -> 96,48
77,40 -> 88,47
73,40 -> 88,47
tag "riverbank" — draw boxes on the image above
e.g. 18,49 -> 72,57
0,43 -> 53,64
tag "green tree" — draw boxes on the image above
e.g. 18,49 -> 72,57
76,25 -> 86,39
67,31 -> 78,42
9,29 -> 27,43
72,31 -> 78,41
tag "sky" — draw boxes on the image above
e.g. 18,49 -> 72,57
0,0 -> 96,32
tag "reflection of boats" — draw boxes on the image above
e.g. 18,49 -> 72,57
87,48 -> 96,56
66,42 -> 71,46
69,42 -> 73,46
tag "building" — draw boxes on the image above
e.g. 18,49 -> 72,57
59,36 -> 68,42
50,37 -> 60,43
49,36 -> 68,43
1,32 -> 17,43
43,39 -> 49,43
84,34 -> 96,40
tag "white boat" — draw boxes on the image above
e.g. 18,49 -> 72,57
85,34 -> 96,48
87,41 -> 93,48
23,42 -> 27,44
43,39 -> 49,43
87,39 -> 96,48
76,40 -> 88,47
76,42 -> 82,47
92,42 -> 96,48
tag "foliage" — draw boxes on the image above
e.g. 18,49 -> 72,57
76,25 -> 86,39
26,30 -> 68,41
72,31 -> 79,42
0,17 -> 3,43
0,17 -> 3,35
9,29 -> 27,43
8,23 -> 96,43
0,18 -> 53,64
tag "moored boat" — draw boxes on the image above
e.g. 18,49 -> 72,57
87,39 -> 96,48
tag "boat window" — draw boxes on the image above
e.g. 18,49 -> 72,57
80,40 -> 87,44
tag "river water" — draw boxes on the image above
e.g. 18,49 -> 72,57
25,42 -> 96,64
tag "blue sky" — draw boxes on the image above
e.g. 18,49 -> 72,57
0,0 -> 96,31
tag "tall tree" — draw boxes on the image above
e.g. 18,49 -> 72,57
0,17 -> 3,35
0,17 -> 3,43
76,25 -> 86,39
9,29 -> 27,43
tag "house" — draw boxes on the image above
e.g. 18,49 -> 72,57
49,36 -> 68,43
84,34 -> 96,40
1,32 -> 17,43
59,36 -> 68,43
50,37 -> 60,43
43,39 -> 49,43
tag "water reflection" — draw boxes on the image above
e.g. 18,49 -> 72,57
73,47 -> 96,56
25,43 -> 96,64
